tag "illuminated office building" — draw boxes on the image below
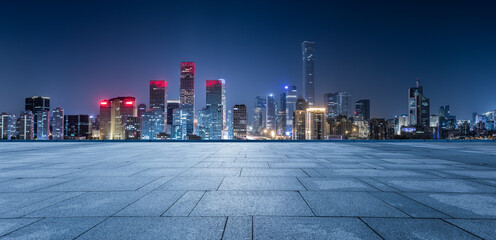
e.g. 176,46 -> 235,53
355,99 -> 370,121
266,94 -> 277,130
179,62 -> 195,138
25,96 -> 50,139
302,41 -> 315,105
305,107 -> 326,140
232,104 -> 247,139
292,96 -> 308,140
52,107 -> 64,140
99,97 -> 137,140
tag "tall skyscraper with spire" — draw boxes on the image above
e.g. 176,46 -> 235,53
179,62 -> 195,138
408,79 -> 430,134
302,41 -> 315,106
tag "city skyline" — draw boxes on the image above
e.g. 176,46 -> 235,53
1,1 -> 496,120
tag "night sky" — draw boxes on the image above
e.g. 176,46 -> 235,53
1,0 -> 495,120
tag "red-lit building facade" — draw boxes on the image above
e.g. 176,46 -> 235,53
99,96 -> 137,140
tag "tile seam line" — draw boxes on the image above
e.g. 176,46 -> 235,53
0,217 -> 45,238
440,218 -> 485,239
358,217 -> 385,240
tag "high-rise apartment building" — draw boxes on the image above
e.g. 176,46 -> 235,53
302,41 -> 315,105
1,113 -> 16,140
36,111 -> 50,140
232,105 -> 247,139
179,62 -> 195,138
99,97 -> 137,140
285,86 -> 298,136
266,94 -> 277,131
17,111 -> 34,140
52,107 -> 64,140
355,99 -> 370,121
305,108 -> 326,140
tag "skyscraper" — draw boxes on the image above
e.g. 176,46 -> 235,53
232,105 -> 247,139
408,79 -> 430,134
166,99 -> 180,134
171,108 -> 189,140
220,79 -> 227,139
305,108 -> 326,140
149,80 -> 168,135
137,104 -> 147,119
293,96 -> 308,140
277,92 -> 287,136
52,107 -> 64,140
253,96 -> 266,135
369,118 -> 386,140
302,41 -> 315,106
150,80 -> 167,111
25,96 -> 50,139
179,62 -> 195,138
99,97 -> 137,140
36,111 -> 50,140
285,85 -> 298,136
337,92 -> 351,117
141,110 -> 165,140
355,99 -> 370,121
1,113 -> 16,140
266,94 -> 277,131
64,115 -> 90,140
205,80 -> 224,140
17,111 -> 34,140
324,92 -> 351,118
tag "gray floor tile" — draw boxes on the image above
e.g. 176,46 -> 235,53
0,218 -> 41,237
362,218 -> 480,240
219,177 -> 305,190
223,216 -> 252,240
27,192 -> 145,217
298,177 -> 377,191
158,177 -> 224,190
190,191 -> 314,216
241,168 -> 308,177
446,219 -> 496,240
115,191 -> 185,216
404,193 -> 496,218
38,177 -> 157,191
1,217 -> 104,240
300,191 -> 408,217
78,217 -> 226,239
254,217 -> 382,239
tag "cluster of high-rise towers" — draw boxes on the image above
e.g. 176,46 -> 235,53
1,41 -> 495,140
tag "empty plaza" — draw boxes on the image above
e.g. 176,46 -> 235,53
0,141 -> 495,239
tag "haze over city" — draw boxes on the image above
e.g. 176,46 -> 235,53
1,1 -> 495,120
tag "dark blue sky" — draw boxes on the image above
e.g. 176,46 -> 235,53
1,0 -> 495,119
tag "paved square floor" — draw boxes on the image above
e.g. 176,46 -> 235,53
0,141 -> 495,239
